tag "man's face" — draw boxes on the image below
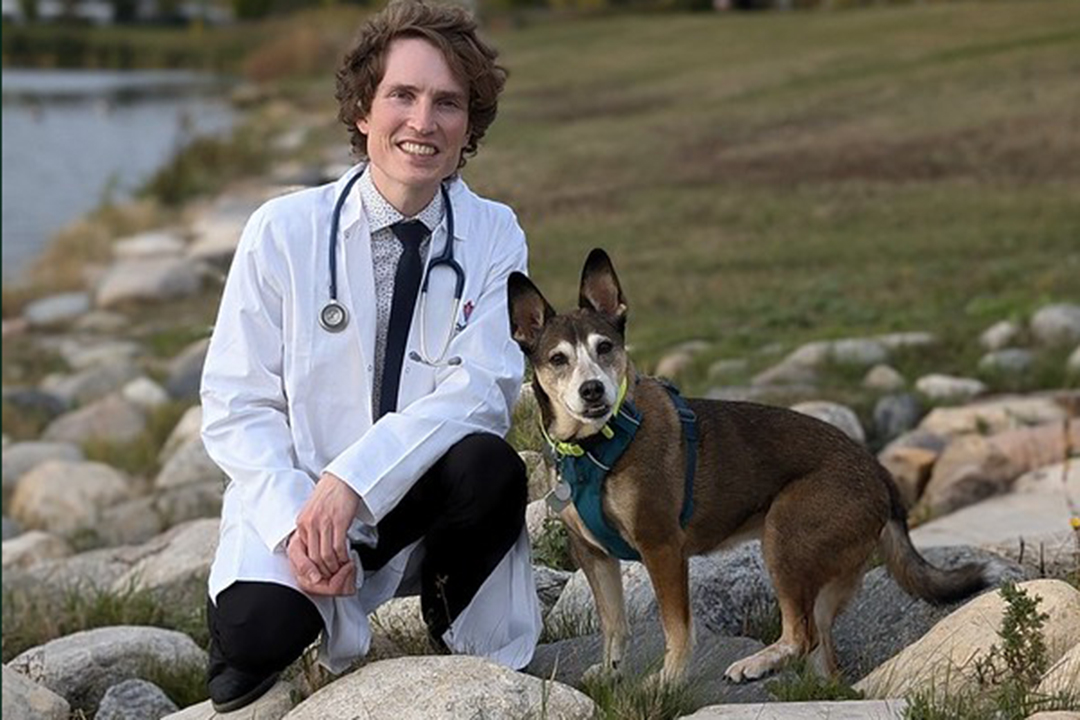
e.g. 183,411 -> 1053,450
359,37 -> 469,213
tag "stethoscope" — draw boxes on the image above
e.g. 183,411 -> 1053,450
319,168 -> 464,367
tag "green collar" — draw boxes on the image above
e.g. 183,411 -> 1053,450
540,377 -> 629,458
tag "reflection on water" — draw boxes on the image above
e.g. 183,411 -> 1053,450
1,69 -> 236,284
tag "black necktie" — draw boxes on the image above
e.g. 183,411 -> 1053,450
378,220 -> 428,419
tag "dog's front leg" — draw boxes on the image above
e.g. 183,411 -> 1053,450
569,530 -> 627,680
640,543 -> 692,684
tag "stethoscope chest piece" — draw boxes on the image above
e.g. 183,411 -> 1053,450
319,301 -> 349,332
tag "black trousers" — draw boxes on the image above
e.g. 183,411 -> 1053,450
207,432 -> 527,679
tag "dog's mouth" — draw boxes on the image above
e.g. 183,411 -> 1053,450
580,403 -> 612,420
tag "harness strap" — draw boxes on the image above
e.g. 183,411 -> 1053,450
659,381 -> 697,529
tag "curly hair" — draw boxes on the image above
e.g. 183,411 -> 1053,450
335,0 -> 507,170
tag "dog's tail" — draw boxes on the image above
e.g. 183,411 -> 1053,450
877,470 -> 990,605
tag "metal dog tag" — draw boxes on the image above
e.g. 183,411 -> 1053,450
546,480 -> 572,513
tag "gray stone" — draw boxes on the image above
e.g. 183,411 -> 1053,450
162,678 -> 296,720
23,292 -> 91,327
914,374 -> 987,403
8,626 -> 206,714
520,449 -> 552,503
3,515 -> 21,540
73,311 -> 129,333
10,460 -> 132,539
863,364 -> 906,392
111,519 -> 219,609
165,338 -> 210,400
830,338 -> 888,366
186,204 -> 250,267
2,530 -> 73,569
980,320 -> 1021,351
917,395 -> 1067,437
159,405 -> 203,463
41,360 -> 142,406
122,377 -> 170,409
2,664 -> 70,720
154,480 -> 223,526
683,700 -> 909,720
113,230 -> 186,260
790,401 -> 865,443
42,394 -> 147,445
155,437 -> 226,490
534,564 -> 573,617
654,350 -> 694,380
527,618 -> 777,705
978,348 -> 1035,375
97,496 -> 166,547
1068,345 -> 1080,375
1,388 -> 68,422
96,258 -> 201,309
2,441 -> 84,499
833,546 -> 1029,682
57,338 -> 143,371
1031,303 -> 1080,346
708,358 -> 749,380
872,393 -> 923,445
284,655 -> 595,720
526,497 -> 556,547
874,332 -> 936,350
96,679 -> 178,720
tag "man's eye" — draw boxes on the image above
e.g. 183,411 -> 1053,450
596,340 -> 613,355
550,353 -> 568,367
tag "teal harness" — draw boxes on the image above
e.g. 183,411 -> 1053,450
546,381 -> 698,561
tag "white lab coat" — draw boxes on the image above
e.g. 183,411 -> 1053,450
201,165 -> 542,672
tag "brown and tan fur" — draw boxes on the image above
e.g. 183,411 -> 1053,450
508,249 -> 989,685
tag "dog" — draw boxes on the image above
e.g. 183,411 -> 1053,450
507,248 -> 989,685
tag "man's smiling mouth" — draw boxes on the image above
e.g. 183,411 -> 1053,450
399,141 -> 437,156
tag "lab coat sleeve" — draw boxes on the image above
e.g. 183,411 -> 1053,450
324,212 -> 528,525
200,205 -> 314,553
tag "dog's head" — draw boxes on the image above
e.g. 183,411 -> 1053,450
508,249 -> 630,441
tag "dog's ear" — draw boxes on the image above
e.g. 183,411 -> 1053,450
579,248 -> 627,334
508,272 -> 555,353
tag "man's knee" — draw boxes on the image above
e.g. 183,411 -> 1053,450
441,433 -> 527,517
210,583 -> 322,673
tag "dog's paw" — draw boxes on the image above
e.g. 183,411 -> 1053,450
723,655 -> 770,684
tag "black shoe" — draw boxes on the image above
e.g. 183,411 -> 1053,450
208,667 -> 280,713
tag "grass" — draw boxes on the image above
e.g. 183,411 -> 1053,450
767,658 -> 865,702
580,671 -> 700,720
82,400 -> 193,478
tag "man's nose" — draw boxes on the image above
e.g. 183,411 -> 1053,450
408,99 -> 437,134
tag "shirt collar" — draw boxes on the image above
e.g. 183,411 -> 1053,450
358,167 -> 444,235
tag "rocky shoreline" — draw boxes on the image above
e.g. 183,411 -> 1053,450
3,146 -> 1080,718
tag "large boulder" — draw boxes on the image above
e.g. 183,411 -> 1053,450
1037,641 -> 1080,696
833,546 -> 1029,682
856,580 -> 1080,699
8,626 -> 206,714
95,678 -> 179,720
10,460 -> 132,539
41,361 -> 142,406
41,395 -> 147,445
111,519 -> 219,609
95,258 -> 201,309
22,292 -> 91,328
155,438 -> 226,490
2,441 -> 84,500
2,665 -> 70,720
917,396 -> 1067,438
1030,303 -> 1080,346
165,339 -> 210,400
682,700 -> 909,719
283,656 -> 596,720
914,374 -> 987,403
790,401 -> 865,443
161,679 -> 296,720
2,530 -> 73,569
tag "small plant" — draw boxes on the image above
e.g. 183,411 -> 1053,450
738,598 -> 782,645
580,670 -> 700,720
142,657 -> 210,708
766,658 -> 864,702
533,516 -> 575,572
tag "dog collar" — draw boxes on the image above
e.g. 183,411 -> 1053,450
539,377 -> 629,458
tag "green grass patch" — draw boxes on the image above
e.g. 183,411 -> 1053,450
767,658 -> 865,702
580,671 -> 701,720
533,516 -> 576,572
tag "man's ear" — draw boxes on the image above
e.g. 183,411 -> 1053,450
508,272 -> 555,353
579,248 -> 627,334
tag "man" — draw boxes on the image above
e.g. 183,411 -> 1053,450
200,0 -> 541,711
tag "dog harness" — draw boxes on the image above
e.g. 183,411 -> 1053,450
542,378 -> 698,561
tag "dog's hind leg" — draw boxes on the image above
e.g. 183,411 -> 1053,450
809,572 -> 863,678
570,532 -> 628,679
639,542 -> 692,684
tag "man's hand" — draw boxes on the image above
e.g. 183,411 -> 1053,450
288,531 -> 358,596
291,472 -> 360,587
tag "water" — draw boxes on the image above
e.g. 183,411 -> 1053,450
1,69 -> 236,284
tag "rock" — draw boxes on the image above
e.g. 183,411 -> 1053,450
874,332 -> 937,350
23,292 -> 91,328
834,546 -> 1029,682
122,377 -> 170,409
368,597 -> 431,658
978,348 -> 1035,376
791,401 -> 865,443
1069,345 -> 1080,375
10,460 -> 132,539
863,364 -> 906,392
284,655 -> 595,720
41,361 -> 142,406
708,358 -> 748,381
113,230 -> 186,260
165,338 -> 210,400
982,529 -> 1080,584
2,441 -> 84,499
95,258 -> 202,309
97,496 -> 166,547
682,700 -> 909,720
1031,303 -> 1080,346
186,206 -> 249,267
918,421 -> 1080,518
2,664 -> 70,720
56,338 -> 143,371
526,498 -> 556,547
520,449 -> 552,503
654,350 -> 694,380
914,374 -> 987,403
73,311 -> 129,333
548,542 -> 775,640
160,405 -> 203,463
980,320 -> 1022,351
528,617 -> 776,705
2,530 -> 73,569
878,445 -> 938,508
155,437 -> 226,490
162,678 -> 296,720
534,565 -> 573,617
1015,460 -> 1080,496
856,580 -> 1080,699
42,395 -> 147,445
111,519 -> 219,608
830,338 -> 888,366
2,388 -> 68,422
95,678 -> 178,720
917,395 -> 1068,438
872,393 -> 923,445
155,481 -> 223,526
3,515 -> 21,540
8,626 -> 206,714
1038,641 -> 1080,697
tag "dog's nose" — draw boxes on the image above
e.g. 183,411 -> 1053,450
579,380 -> 604,403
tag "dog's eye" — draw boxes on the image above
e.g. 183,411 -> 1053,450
550,352 -> 569,366
596,340 -> 613,355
